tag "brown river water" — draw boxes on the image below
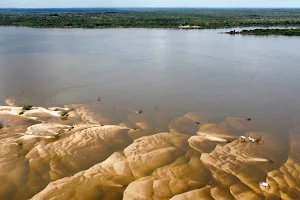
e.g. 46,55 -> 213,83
0,27 -> 300,199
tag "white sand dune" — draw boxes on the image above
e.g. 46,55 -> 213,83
0,106 -> 299,200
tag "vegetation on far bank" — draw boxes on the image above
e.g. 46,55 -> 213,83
0,8 -> 300,29
225,28 -> 300,36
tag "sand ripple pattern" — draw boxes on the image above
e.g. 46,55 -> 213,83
0,105 -> 299,199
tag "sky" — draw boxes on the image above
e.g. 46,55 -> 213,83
0,0 -> 300,8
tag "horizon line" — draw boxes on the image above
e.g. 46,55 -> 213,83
1,7 -> 300,9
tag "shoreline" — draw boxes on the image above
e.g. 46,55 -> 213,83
224,28 -> 300,36
1,24 -> 299,30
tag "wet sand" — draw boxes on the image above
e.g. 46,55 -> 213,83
0,100 -> 299,200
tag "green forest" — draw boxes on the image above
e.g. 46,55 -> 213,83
0,9 -> 300,29
226,28 -> 300,36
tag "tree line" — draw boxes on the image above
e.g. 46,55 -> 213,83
0,9 -> 300,29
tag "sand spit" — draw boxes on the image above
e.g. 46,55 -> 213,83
0,104 -> 299,199
0,105 -> 65,117
263,128 -> 300,200
75,104 -> 118,125
169,112 -> 205,135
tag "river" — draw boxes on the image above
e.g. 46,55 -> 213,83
0,26 -> 299,137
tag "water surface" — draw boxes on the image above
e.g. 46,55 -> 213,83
0,27 -> 299,135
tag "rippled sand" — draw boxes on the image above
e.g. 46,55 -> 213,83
0,101 -> 299,200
